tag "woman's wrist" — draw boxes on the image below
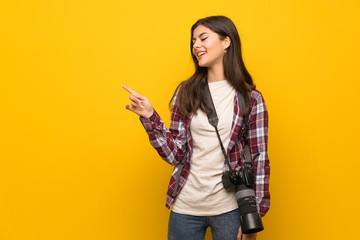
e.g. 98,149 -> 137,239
142,109 -> 154,118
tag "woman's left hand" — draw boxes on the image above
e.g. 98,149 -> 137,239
237,227 -> 257,240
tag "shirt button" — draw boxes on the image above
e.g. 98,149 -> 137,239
151,121 -> 154,124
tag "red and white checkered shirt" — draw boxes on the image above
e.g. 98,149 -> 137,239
140,89 -> 270,217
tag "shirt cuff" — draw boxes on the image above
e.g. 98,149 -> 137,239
139,109 -> 160,131
258,206 -> 268,217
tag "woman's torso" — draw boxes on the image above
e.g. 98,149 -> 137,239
171,80 -> 238,216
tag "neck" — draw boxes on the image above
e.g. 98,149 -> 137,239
207,63 -> 225,83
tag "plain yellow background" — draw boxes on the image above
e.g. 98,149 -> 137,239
1,0 -> 359,239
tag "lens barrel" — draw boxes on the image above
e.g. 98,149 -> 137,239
240,212 -> 264,234
235,184 -> 264,234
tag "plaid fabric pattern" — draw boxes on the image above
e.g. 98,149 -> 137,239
140,89 -> 270,217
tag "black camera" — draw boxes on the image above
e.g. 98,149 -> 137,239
222,166 -> 264,234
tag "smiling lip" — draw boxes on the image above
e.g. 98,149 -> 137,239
196,51 -> 206,59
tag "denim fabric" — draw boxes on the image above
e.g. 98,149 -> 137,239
168,209 -> 240,240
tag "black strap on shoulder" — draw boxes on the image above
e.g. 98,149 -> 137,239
204,82 -> 257,170
204,83 -> 233,171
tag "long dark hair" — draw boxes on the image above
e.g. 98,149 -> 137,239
171,16 -> 255,118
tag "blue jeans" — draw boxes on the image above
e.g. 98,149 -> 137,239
168,208 -> 240,240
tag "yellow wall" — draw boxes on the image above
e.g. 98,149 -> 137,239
1,0 -> 359,239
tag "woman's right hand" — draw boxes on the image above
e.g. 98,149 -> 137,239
121,84 -> 154,118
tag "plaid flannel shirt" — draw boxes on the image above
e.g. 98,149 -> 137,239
140,89 -> 270,217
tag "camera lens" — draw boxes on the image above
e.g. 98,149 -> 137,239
235,184 -> 264,234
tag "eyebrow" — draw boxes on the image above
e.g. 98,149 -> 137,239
192,32 -> 209,41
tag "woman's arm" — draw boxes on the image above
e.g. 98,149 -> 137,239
122,85 -> 187,166
248,91 -> 270,217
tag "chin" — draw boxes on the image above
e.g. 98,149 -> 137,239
198,61 -> 208,67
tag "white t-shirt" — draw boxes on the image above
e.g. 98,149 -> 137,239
172,80 -> 238,216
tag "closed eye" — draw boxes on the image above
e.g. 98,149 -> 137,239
192,35 -> 209,45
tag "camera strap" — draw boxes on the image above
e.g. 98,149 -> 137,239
172,127 -> 189,197
204,82 -> 257,170
172,150 -> 187,197
203,83 -> 233,171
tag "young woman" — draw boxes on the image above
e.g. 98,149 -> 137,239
122,16 -> 270,240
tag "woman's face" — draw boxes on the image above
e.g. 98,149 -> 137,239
192,25 -> 229,68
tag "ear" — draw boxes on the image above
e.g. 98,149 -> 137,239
223,36 -> 231,50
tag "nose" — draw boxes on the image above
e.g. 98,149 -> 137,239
193,39 -> 200,49
192,42 -> 200,55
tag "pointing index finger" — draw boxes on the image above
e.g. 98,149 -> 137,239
121,84 -> 138,96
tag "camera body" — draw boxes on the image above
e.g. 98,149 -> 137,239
222,166 -> 264,234
221,166 -> 255,189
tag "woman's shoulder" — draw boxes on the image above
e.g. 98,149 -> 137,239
249,88 -> 268,115
250,88 -> 266,103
